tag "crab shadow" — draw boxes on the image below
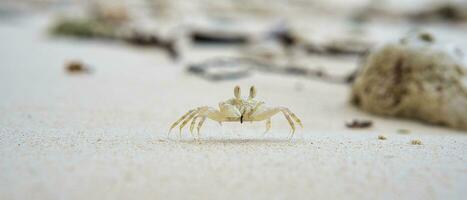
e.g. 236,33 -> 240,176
174,138 -> 301,145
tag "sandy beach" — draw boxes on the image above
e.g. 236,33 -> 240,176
0,2 -> 467,199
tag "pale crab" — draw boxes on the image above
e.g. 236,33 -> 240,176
168,86 -> 303,139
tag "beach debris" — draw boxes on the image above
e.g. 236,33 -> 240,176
263,20 -> 371,56
187,57 -> 351,83
418,32 -> 434,43
266,21 -> 299,49
65,60 -> 92,74
345,119 -> 373,128
410,139 -> 422,145
304,38 -> 371,56
378,135 -> 387,140
410,3 -> 467,22
51,2 -> 129,39
190,30 -> 250,45
52,20 -> 179,60
51,18 -> 118,39
351,32 -> 467,131
123,31 -> 179,60
50,3 -> 179,60
352,1 -> 467,23
168,86 -> 303,139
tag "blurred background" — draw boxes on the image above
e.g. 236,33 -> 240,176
0,0 -> 466,199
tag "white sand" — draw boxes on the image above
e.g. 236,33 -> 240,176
0,15 -> 466,200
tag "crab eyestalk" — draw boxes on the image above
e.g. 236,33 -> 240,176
234,85 -> 241,99
249,86 -> 256,99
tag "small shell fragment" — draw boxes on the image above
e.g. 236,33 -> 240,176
378,135 -> 387,140
410,140 -> 422,145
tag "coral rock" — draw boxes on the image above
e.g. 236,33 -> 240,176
351,33 -> 467,131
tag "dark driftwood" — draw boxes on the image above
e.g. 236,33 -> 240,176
190,31 -> 250,45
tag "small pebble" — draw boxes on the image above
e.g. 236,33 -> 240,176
378,135 -> 387,140
411,139 -> 422,145
65,60 -> 91,74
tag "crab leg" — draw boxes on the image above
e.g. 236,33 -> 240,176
190,116 -> 200,135
179,110 -> 200,138
249,107 -> 298,138
197,116 -> 207,136
281,110 -> 296,138
169,106 -> 230,139
168,109 -> 196,134
283,108 -> 303,128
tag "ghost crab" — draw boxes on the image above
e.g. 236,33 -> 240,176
168,86 -> 303,139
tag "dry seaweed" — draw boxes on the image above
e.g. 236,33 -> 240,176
52,19 -> 179,60
51,18 -> 117,39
